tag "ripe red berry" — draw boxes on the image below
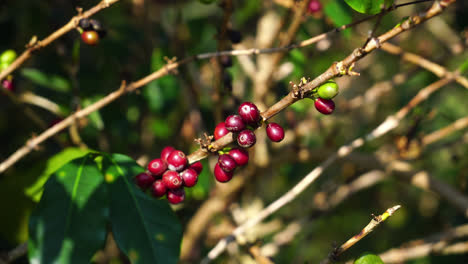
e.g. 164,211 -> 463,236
307,0 -> 322,13
81,30 -> 99,46
147,158 -> 167,176
228,148 -> 249,166
214,122 -> 229,140
214,163 -> 234,182
314,98 -> 335,115
266,123 -> 285,142
167,188 -> 185,204
180,168 -> 198,187
162,170 -> 183,189
151,180 -> 166,198
189,161 -> 203,174
134,172 -> 155,190
218,154 -> 237,172
238,102 -> 261,125
2,79 -> 14,92
237,129 -> 256,148
166,150 -> 188,171
160,146 -> 175,163
225,115 -> 246,132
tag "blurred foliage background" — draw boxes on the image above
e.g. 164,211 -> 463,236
1,0 -> 468,263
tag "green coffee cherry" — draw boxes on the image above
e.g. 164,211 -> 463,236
0,50 -> 17,65
0,62 -> 9,71
317,79 -> 339,99
354,253 -> 384,264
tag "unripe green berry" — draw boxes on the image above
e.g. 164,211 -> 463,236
317,79 -> 339,99
0,50 -> 17,65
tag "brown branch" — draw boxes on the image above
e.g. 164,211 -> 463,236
0,0 -> 120,81
0,242 -> 27,264
421,115 -> 468,146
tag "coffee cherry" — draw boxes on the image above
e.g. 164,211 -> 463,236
238,102 -> 261,125
78,18 -> 92,31
151,180 -> 166,198
134,172 -> 155,190
225,115 -> 246,132
89,19 -> 107,38
227,29 -> 242,44
228,148 -> 249,166
307,0 -> 322,13
266,123 -> 285,142
314,98 -> 335,115
214,122 -> 229,140
237,129 -> 256,148
317,80 -> 338,99
0,50 -> 17,64
189,161 -> 203,174
81,31 -> 99,46
160,146 -> 175,163
214,163 -> 234,182
166,150 -> 188,171
167,188 -> 185,204
2,79 -> 14,92
162,170 -> 183,189
180,168 -> 198,187
147,158 -> 167,177
218,154 -> 237,172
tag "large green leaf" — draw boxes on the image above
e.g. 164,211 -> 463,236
344,0 -> 394,15
324,1 -> 352,37
103,153 -> 182,264
28,154 -> 108,264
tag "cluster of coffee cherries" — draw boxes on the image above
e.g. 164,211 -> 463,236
133,146 -> 203,204
312,79 -> 339,115
0,49 -> 17,92
212,102 -> 285,182
78,18 -> 106,46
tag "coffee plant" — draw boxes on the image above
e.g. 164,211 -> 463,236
0,0 -> 467,263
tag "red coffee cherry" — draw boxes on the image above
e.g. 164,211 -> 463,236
167,188 -> 185,204
166,150 -> 187,171
81,30 -> 99,46
151,180 -> 166,198
314,98 -> 335,115
228,148 -> 249,166
214,122 -> 229,140
214,163 -> 234,182
2,79 -> 14,92
238,102 -> 261,125
134,172 -> 155,190
189,161 -> 203,174
147,158 -> 167,176
218,154 -> 237,172
160,146 -> 175,164
237,129 -> 256,148
162,170 -> 183,189
225,115 -> 246,132
180,168 -> 198,187
307,0 -> 322,14
266,123 -> 285,142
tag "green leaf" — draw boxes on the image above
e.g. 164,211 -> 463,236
103,153 -> 182,264
25,147 -> 91,202
344,0 -> 394,15
21,68 -> 71,92
354,253 -> 385,264
82,97 -> 105,130
28,154 -> 108,264
324,1 -> 352,37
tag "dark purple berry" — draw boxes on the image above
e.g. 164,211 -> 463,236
218,154 -> 237,172
214,122 -> 229,140
166,150 -> 188,171
225,115 -> 246,132
220,55 -> 233,68
237,129 -> 256,148
238,102 -> 261,125
227,29 -> 242,44
307,0 -> 322,13
147,158 -> 167,176
266,123 -> 285,142
214,163 -> 233,182
151,180 -> 166,198
162,170 -> 183,189
160,146 -> 175,163
78,18 -> 92,30
228,148 -> 249,166
89,19 -> 103,32
189,161 -> 203,174
180,168 -> 198,187
167,188 -> 185,204
314,98 -> 335,115
81,31 -> 99,46
134,172 -> 155,190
